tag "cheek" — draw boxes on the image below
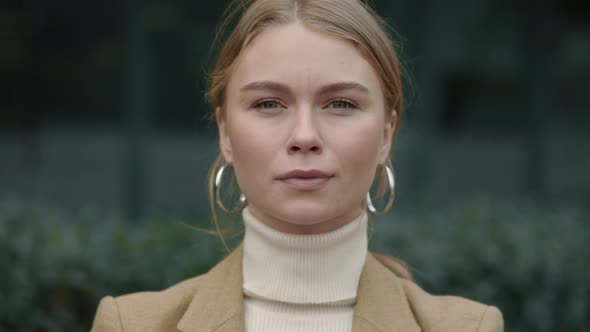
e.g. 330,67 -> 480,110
332,120 -> 382,185
226,117 -> 280,184
229,119 -> 280,160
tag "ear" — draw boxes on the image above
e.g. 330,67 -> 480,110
216,106 -> 234,163
378,110 -> 398,164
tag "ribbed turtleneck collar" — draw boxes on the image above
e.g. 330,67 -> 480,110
242,207 -> 368,304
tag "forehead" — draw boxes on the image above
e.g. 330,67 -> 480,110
227,23 -> 383,94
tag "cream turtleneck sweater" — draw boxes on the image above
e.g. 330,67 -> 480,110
242,207 -> 368,332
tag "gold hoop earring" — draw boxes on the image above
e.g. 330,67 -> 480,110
366,164 -> 395,215
214,164 -> 246,213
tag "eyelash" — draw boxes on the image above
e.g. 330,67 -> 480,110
252,99 -> 284,110
325,98 -> 358,110
250,98 -> 359,112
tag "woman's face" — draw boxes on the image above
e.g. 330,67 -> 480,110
218,23 -> 396,234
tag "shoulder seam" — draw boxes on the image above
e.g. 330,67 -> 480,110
112,296 -> 125,331
475,305 -> 491,332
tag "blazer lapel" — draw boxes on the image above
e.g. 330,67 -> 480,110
352,253 -> 421,332
177,244 -> 245,332
176,245 -> 420,332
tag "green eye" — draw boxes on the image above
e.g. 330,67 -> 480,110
328,99 -> 357,110
331,100 -> 353,108
254,100 -> 281,109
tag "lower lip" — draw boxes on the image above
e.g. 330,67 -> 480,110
279,177 -> 331,191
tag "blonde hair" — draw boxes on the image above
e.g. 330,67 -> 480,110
205,0 -> 410,279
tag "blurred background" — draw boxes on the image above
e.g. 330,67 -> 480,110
1,0 -> 589,331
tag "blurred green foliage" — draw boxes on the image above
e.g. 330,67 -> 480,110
0,201 -> 221,332
371,200 -> 589,331
0,199 -> 588,331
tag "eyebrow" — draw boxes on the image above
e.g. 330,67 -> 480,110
239,81 -> 370,96
240,81 -> 291,94
318,81 -> 369,95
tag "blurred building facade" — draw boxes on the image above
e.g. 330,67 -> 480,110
1,0 -> 589,217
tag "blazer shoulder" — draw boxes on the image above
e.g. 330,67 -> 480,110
91,274 -> 208,332
91,296 -> 122,332
400,279 -> 504,332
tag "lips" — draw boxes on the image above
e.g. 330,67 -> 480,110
277,169 -> 333,191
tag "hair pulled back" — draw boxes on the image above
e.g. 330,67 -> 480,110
205,0 -> 409,279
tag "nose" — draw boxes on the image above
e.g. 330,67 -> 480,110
287,108 -> 322,155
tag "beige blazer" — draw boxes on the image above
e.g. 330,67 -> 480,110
91,244 -> 503,332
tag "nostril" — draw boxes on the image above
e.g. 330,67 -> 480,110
288,144 -> 321,153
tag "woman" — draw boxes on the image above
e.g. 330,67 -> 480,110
91,0 -> 503,331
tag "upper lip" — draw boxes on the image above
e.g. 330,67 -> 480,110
277,169 -> 333,180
